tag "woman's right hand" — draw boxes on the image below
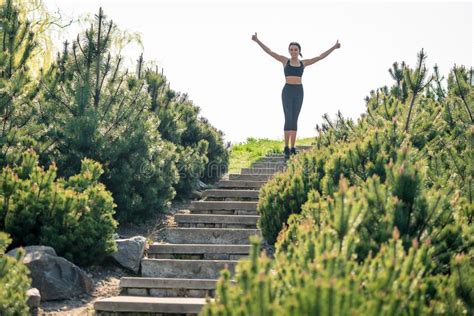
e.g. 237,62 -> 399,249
251,32 -> 259,42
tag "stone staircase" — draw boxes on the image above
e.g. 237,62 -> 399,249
94,145 -> 312,315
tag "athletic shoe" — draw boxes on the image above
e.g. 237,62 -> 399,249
284,146 -> 290,160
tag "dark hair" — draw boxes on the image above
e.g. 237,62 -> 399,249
288,42 -> 302,57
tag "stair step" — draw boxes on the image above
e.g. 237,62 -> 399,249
121,277 -> 219,290
217,180 -> 266,189
251,162 -> 287,169
120,277 -> 231,298
256,157 -> 286,163
165,228 -> 261,244
296,145 -> 313,150
190,201 -> 257,211
94,296 -> 207,314
202,189 -> 259,199
186,209 -> 258,215
229,173 -> 273,181
148,243 -> 251,259
241,167 -> 285,175
175,214 -> 259,228
141,258 -> 239,279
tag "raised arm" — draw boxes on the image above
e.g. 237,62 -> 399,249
252,32 -> 287,64
302,40 -> 341,67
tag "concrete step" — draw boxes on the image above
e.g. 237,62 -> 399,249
94,296 -> 207,314
251,161 -> 287,169
148,243 -> 251,260
256,157 -> 286,163
217,180 -> 266,189
120,277 -> 226,298
175,214 -> 259,228
202,189 -> 259,199
229,173 -> 273,181
190,201 -> 258,212
141,258 -> 239,279
186,209 -> 258,215
165,228 -> 261,244
241,167 -> 285,175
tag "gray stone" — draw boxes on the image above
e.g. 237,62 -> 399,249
202,189 -> 259,199
111,236 -> 146,273
6,245 -> 56,258
94,296 -> 208,314
7,246 -> 93,301
26,288 -> 41,308
141,258 -> 238,279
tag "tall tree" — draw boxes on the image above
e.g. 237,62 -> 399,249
38,8 -> 179,222
0,0 -> 42,165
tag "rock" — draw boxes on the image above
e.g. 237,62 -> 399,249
110,236 -> 146,273
191,190 -> 203,199
6,245 -> 56,258
7,245 -> 93,301
26,288 -> 41,308
197,179 -> 208,190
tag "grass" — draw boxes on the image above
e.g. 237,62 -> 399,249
227,136 -> 316,174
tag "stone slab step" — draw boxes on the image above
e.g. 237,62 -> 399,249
186,209 -> 258,215
165,228 -> 261,244
148,243 -> 251,260
119,277 -> 227,298
119,277 -> 233,298
175,214 -> 259,228
141,258 -> 239,279
251,162 -> 287,169
94,296 -> 207,314
149,243 -> 251,255
217,180 -> 266,189
202,189 -> 259,199
241,167 -> 285,175
190,201 -> 257,211
229,173 -> 273,181
121,277 -> 219,290
296,145 -> 313,150
256,157 -> 286,163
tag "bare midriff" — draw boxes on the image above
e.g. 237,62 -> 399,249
285,76 -> 302,85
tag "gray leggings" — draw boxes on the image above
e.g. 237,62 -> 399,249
281,83 -> 304,131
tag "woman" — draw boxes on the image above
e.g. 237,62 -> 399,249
251,32 -> 341,159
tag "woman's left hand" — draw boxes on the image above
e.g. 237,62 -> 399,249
334,39 -> 341,49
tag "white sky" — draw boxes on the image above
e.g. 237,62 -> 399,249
44,0 -> 473,144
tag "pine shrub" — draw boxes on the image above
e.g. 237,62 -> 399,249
0,232 -> 31,315
0,149 -> 117,266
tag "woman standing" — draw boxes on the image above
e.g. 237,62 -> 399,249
251,33 -> 341,160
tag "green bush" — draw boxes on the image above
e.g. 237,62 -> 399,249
0,149 -> 117,266
203,178 -> 469,315
37,10 -> 180,222
0,0 -> 53,168
144,61 -> 229,197
0,231 -> 31,315
203,52 -> 473,315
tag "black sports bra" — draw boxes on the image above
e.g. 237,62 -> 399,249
284,59 -> 304,77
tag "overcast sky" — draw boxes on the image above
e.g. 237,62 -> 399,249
44,0 -> 473,144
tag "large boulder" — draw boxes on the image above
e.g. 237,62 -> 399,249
110,236 -> 146,273
6,246 -> 93,301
